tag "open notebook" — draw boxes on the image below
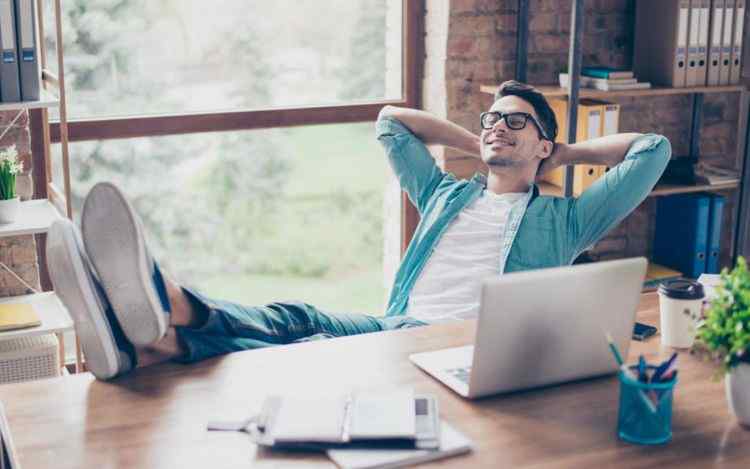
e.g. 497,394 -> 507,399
208,389 -> 442,450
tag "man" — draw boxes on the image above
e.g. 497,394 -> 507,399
47,81 -> 670,380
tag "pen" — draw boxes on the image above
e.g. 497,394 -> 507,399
605,332 -> 625,366
652,353 -> 678,384
638,355 -> 647,383
605,332 -> 658,413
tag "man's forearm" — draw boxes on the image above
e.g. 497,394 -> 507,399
378,106 -> 480,156
557,133 -> 644,168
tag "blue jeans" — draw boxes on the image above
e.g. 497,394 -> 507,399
173,288 -> 426,363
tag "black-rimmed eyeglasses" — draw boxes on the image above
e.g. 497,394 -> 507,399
479,111 -> 550,141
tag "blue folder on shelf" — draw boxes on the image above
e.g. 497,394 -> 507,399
653,193 -> 711,279
0,0 -> 22,102
14,0 -> 41,101
706,194 -> 726,274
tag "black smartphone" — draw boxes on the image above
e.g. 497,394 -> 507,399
633,322 -> 658,341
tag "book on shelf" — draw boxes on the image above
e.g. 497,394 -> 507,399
0,303 -> 41,332
573,75 -> 638,86
694,163 -> 740,185
559,73 -> 652,91
581,67 -> 635,80
643,263 -> 683,290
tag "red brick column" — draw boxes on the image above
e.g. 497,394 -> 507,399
0,110 -> 41,296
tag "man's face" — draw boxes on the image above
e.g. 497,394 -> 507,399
479,95 -> 551,168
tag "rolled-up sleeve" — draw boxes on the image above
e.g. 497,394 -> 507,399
376,116 -> 445,214
568,134 -> 672,258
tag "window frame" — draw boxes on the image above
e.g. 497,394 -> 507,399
47,0 -> 423,141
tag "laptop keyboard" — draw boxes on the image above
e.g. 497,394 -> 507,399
445,366 -> 472,384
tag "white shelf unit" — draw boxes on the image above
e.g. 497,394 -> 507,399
0,292 -> 73,340
0,90 -> 59,112
0,200 -> 62,237
0,0 -> 78,373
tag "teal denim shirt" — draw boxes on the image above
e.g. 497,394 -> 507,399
376,116 -> 672,317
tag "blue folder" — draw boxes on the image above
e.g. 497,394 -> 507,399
14,0 -> 41,101
653,193 -> 711,279
706,194 -> 726,274
0,0 -> 22,102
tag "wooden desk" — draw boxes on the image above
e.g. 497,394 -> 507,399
1,293 -> 749,468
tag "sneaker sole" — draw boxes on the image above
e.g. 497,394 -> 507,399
46,219 -> 122,380
82,182 -> 167,346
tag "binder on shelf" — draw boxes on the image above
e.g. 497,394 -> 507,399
634,0 -> 690,87
706,194 -> 726,273
720,0 -> 735,83
0,0 -> 21,102
653,193 -> 711,278
708,0 -> 726,85
582,99 -> 620,178
599,101 -> 620,177
687,0 -> 707,85
543,98 -> 606,196
13,0 -> 40,101
699,0 -> 712,85
730,0 -> 745,83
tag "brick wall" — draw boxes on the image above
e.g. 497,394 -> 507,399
421,0 -> 747,271
0,110 -> 40,296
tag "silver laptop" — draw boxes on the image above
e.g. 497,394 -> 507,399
410,257 -> 647,399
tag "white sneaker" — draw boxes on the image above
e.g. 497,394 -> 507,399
81,182 -> 169,347
46,218 -> 134,380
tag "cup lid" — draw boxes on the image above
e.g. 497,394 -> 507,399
658,278 -> 705,300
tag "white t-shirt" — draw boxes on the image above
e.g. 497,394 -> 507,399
406,190 -> 526,323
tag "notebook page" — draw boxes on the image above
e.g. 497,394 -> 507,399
349,389 -> 415,439
269,396 -> 346,443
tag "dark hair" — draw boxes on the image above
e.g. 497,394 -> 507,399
494,80 -> 557,142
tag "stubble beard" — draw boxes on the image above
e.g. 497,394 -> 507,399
483,148 -> 523,168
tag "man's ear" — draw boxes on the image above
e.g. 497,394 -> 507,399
537,140 -> 554,160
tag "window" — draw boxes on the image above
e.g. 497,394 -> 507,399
45,0 -> 404,119
53,123 -> 390,313
37,0 -> 421,322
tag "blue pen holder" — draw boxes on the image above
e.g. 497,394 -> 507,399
617,365 -> 677,445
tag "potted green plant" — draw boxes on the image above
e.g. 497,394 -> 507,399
0,145 -> 22,223
695,256 -> 750,428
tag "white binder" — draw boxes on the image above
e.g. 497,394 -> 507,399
685,0 -> 703,86
14,0 -> 40,101
678,0 -> 692,86
730,0 -> 745,83
708,0 -> 726,85
697,0 -> 711,85
720,0 -> 735,83
598,102 -> 620,178
0,0 -> 21,102
633,0 -> 690,87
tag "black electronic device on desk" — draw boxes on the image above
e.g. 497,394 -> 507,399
633,322 -> 658,341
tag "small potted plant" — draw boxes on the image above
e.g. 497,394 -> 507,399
0,145 -> 22,223
694,256 -> 750,428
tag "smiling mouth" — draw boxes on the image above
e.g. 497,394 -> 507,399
488,140 -> 515,148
